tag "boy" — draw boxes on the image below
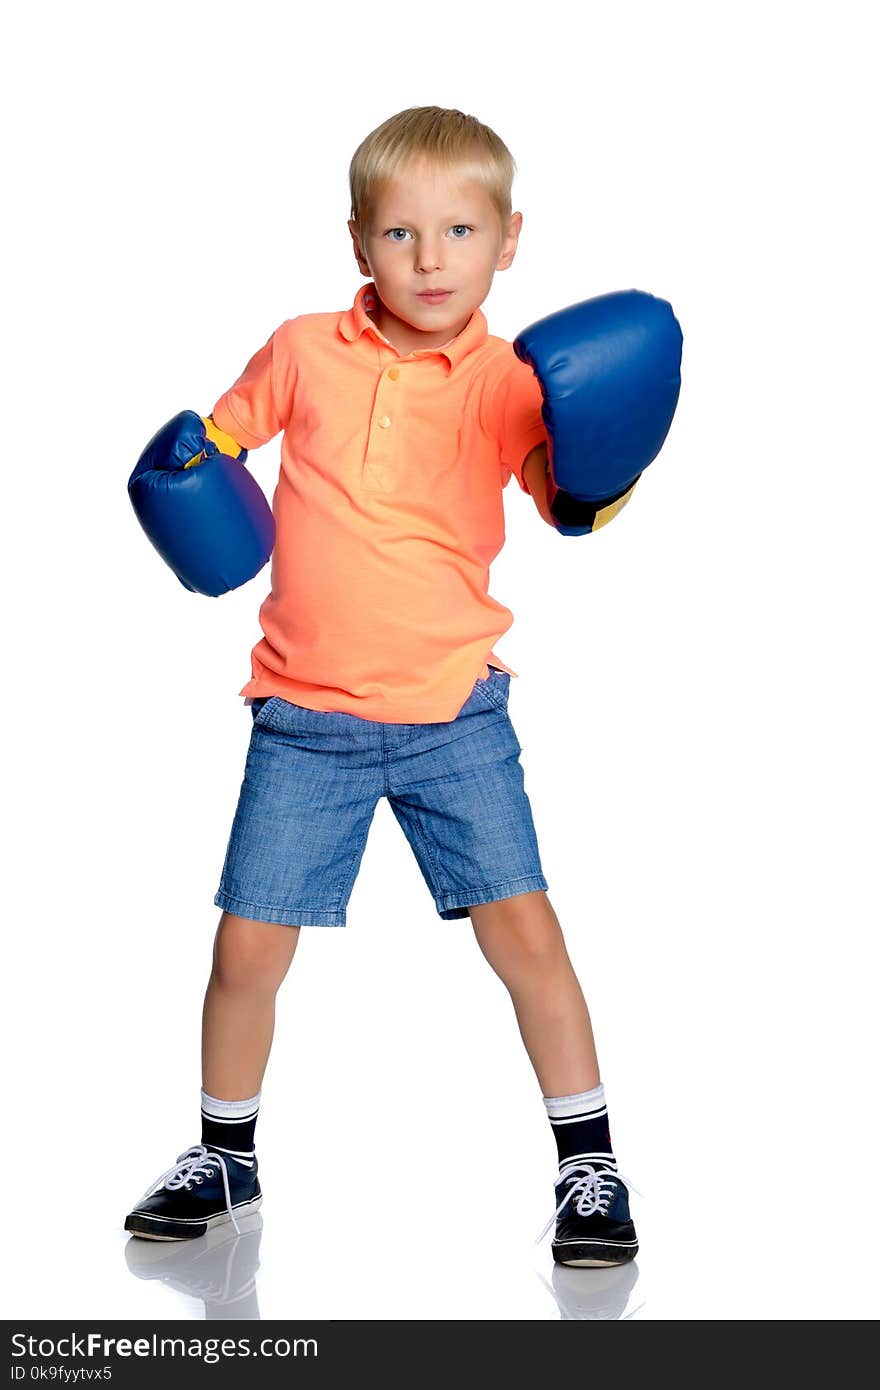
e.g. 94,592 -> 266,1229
125,105 -> 671,1268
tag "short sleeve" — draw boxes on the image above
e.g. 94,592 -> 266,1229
481,351 -> 547,493
210,321 -> 297,450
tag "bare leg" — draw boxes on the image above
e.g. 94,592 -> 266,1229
201,911 -> 301,1099
469,891 -> 599,1096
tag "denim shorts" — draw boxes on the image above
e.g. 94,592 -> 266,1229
213,669 -> 548,927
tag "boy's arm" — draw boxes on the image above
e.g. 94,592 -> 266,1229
522,442 -> 555,527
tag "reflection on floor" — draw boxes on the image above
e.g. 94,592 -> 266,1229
537,1260 -> 643,1320
125,1212 -> 643,1321
124,1213 -> 263,1320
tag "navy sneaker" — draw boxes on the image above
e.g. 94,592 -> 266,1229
536,1157 -> 641,1267
124,1144 -> 262,1241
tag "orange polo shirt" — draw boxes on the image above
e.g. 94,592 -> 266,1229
211,281 -> 547,724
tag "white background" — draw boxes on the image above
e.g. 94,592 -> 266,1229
3,0 -> 877,1322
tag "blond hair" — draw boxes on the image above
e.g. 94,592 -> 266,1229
348,106 -> 516,234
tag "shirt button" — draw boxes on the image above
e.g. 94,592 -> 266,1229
378,415 -> 391,428
388,367 -> 400,380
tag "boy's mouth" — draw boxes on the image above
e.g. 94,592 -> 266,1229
417,290 -> 453,303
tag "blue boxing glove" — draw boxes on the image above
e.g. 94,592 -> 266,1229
514,290 -> 683,536
128,410 -> 275,596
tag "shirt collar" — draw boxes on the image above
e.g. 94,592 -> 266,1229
338,281 -> 487,372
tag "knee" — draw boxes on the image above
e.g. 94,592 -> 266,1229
472,893 -> 567,981
211,912 -> 298,993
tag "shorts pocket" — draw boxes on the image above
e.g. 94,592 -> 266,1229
251,696 -> 282,728
472,669 -> 511,712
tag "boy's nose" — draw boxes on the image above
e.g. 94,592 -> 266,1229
415,247 -> 442,272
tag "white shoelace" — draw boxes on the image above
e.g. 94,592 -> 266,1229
136,1143 -> 242,1236
535,1155 -> 644,1245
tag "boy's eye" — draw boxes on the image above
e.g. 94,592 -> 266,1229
384,226 -> 474,242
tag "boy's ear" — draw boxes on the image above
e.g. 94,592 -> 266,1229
496,211 -> 523,271
348,219 -> 370,275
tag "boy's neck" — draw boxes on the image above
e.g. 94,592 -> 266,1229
366,297 -> 468,356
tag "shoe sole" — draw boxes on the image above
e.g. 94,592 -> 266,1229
124,1194 -> 263,1242
552,1239 -> 639,1268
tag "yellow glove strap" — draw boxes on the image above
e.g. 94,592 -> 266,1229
183,415 -> 245,469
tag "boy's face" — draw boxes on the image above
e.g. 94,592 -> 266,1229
348,158 -> 522,354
